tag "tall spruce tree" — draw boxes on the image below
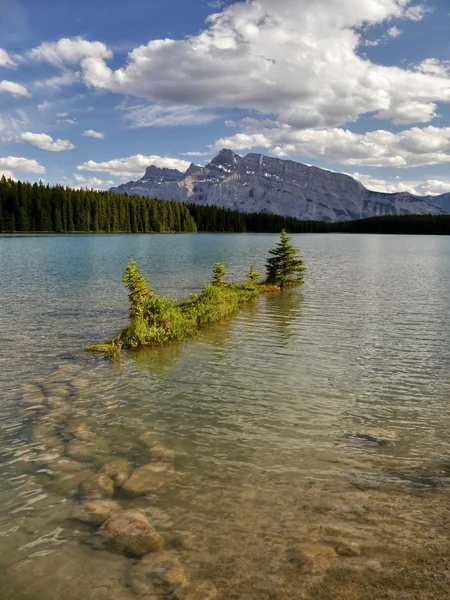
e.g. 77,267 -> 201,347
266,230 -> 306,288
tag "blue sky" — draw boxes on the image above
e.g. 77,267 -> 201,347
1,0 -> 450,196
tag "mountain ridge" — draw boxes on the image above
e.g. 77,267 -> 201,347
110,149 -> 445,222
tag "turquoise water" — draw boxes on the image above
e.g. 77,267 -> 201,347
0,233 -> 449,599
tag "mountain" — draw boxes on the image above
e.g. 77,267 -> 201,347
421,193 -> 450,213
110,149 -> 444,222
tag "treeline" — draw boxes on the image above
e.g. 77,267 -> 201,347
334,214 -> 450,235
1,177 -> 449,234
0,178 -> 197,233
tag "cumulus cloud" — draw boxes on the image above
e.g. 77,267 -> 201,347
77,154 -> 191,177
0,156 -> 46,174
123,104 -> 217,128
72,0 -> 443,132
82,129 -> 105,139
0,49 -> 16,68
29,37 -> 112,66
0,80 -> 29,97
215,122 -> 450,168
16,132 -> 75,152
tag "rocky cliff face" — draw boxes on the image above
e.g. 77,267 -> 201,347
110,149 -> 444,222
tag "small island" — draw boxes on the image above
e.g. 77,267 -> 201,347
87,230 -> 306,355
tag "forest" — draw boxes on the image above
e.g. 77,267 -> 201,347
1,177 -> 449,235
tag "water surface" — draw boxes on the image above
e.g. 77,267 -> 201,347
0,233 -> 449,599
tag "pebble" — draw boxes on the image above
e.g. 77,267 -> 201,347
286,542 -> 337,572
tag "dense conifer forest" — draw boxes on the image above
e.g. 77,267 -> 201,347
0,177 -> 449,235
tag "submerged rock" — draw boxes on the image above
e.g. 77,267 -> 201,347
66,442 -> 95,462
138,431 -> 161,448
72,499 -> 122,525
45,396 -> 69,410
101,459 -> 132,488
43,384 -> 71,398
100,510 -> 165,557
50,458 -> 83,473
52,468 -> 95,497
149,444 -> 175,462
173,581 -> 217,600
130,552 -> 187,596
336,541 -> 362,557
122,463 -> 176,496
79,473 -> 114,499
286,543 -> 337,572
71,423 -> 94,441
354,428 -> 398,444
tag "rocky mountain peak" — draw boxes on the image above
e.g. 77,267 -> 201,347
110,149 -> 444,222
207,148 -> 242,173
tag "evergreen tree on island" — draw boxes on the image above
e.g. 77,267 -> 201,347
266,230 -> 306,288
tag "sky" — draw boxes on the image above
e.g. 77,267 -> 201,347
1,0 -> 450,196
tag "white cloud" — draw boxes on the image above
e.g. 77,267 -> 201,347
215,122 -> 450,168
0,49 -> 16,68
0,169 -> 16,180
82,129 -> 105,139
181,151 -> 213,156
33,71 -> 79,90
403,4 -> 432,21
74,174 -> 114,187
0,80 -> 29,97
350,172 -> 450,196
77,154 -> 191,177
0,157 -> 46,174
16,132 -> 75,152
73,0 -> 447,132
387,26 -> 403,38
29,37 -> 112,66
123,104 -> 217,128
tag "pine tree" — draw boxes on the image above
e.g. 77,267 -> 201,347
266,230 -> 306,288
244,264 -> 262,288
123,259 -> 153,319
212,262 -> 227,286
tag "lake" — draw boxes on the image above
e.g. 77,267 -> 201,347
0,233 -> 449,600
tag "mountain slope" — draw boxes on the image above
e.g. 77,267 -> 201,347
110,149 -> 444,222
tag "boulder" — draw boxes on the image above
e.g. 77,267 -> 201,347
79,473 -> 114,499
149,444 -> 175,462
173,581 -> 217,600
100,510 -> 165,557
72,499 -> 122,526
122,463 -> 176,496
101,459 -> 132,488
130,552 -> 187,596
49,458 -> 83,473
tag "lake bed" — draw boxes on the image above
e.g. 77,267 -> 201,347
0,233 -> 449,599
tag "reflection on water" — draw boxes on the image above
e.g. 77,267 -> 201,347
0,233 -> 449,599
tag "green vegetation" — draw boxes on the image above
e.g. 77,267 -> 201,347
266,230 -> 306,288
1,176 -> 449,234
86,232 -> 304,354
